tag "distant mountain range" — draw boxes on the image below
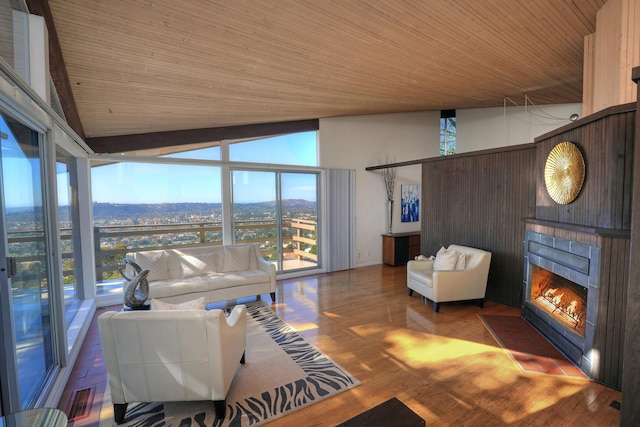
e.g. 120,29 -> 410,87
6,200 -> 316,223
92,200 -> 316,221
92,202 -> 222,220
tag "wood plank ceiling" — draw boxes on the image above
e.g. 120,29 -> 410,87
41,0 -> 606,153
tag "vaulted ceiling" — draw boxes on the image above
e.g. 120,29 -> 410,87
30,0 -> 607,152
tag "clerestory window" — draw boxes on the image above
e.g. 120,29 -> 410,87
440,110 -> 456,155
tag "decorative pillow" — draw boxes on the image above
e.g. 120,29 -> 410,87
455,252 -> 466,270
135,251 -> 169,281
150,297 -> 206,311
222,245 -> 252,272
433,247 -> 458,271
180,253 -> 219,278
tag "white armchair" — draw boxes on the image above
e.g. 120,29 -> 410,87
98,305 -> 247,424
407,245 -> 491,312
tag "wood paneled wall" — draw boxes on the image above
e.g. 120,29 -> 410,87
584,0 -> 640,116
420,144 -> 536,307
531,103 -> 636,391
534,104 -> 636,229
597,235 -> 629,389
0,3 -> 14,65
583,32 -> 596,117
621,65 -> 640,427
420,103 -> 635,312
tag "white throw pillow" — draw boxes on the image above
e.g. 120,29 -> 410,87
180,253 -> 219,278
150,297 -> 206,311
433,247 -> 458,271
455,252 -> 466,270
222,245 -> 252,272
135,251 -> 169,281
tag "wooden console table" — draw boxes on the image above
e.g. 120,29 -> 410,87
382,232 -> 420,266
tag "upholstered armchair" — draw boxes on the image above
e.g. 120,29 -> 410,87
407,245 -> 491,312
98,305 -> 247,424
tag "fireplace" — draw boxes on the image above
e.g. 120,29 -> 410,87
523,230 -> 599,377
529,266 -> 587,336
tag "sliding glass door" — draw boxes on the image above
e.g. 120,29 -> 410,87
281,173 -> 318,270
56,149 -> 83,328
231,169 -> 319,272
231,170 -> 277,262
0,112 -> 54,412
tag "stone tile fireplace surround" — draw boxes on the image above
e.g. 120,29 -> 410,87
522,221 -> 629,389
523,229 -> 599,377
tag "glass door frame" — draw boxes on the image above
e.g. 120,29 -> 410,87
0,143 -> 20,415
279,171 -> 320,272
229,167 -> 321,273
0,107 -> 64,414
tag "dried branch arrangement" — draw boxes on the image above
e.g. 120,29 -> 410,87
379,155 -> 397,201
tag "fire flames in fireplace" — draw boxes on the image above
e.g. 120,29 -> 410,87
530,266 -> 587,336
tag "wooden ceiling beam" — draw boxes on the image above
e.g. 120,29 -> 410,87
26,0 -> 85,140
85,119 -> 319,154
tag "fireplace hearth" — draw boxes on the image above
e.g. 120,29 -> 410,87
523,230 -> 600,377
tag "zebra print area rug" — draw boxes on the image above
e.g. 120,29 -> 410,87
99,301 -> 360,426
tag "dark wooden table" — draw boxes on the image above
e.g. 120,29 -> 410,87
336,397 -> 425,427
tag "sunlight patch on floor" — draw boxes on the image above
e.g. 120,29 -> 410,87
293,322 -> 319,332
352,324 -> 596,426
382,328 -> 501,364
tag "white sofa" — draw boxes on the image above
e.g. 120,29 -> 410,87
124,243 -> 276,305
407,244 -> 491,312
98,304 -> 247,423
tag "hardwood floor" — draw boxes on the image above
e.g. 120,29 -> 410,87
60,264 -> 622,426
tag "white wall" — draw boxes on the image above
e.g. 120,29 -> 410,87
458,103 -> 582,152
319,111 -> 440,267
319,103 -> 582,268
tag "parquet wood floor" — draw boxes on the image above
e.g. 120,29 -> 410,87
59,264 -> 621,426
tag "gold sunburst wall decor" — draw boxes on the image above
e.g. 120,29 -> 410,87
544,141 -> 585,205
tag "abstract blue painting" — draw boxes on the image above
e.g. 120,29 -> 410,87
401,184 -> 420,222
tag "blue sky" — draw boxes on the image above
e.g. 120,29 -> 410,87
89,132 -> 318,204
2,123 -> 317,207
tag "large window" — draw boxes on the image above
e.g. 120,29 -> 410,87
90,162 -> 222,293
90,130 -> 321,292
56,148 -> 83,327
229,132 -> 317,166
161,145 -> 221,161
